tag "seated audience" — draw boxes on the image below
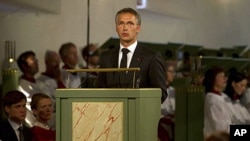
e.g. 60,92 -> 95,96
203,67 -> 232,136
0,90 -> 32,141
80,43 -> 99,69
30,93 -> 55,141
59,42 -> 82,88
224,71 -> 250,124
17,50 -> 42,127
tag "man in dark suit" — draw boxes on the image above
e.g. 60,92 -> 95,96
0,90 -> 31,141
98,7 -> 167,103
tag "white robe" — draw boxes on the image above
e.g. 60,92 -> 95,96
231,100 -> 250,124
204,92 -> 250,137
204,92 -> 233,136
241,88 -> 250,113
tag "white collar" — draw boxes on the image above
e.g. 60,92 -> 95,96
34,120 -> 50,130
119,41 -> 137,53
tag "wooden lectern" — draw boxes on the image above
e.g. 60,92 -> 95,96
56,88 -> 161,141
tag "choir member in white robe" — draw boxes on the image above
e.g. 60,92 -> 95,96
203,67 -> 232,137
240,86 -> 250,113
224,71 -> 250,124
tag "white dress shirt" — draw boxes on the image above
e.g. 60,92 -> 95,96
8,119 -> 23,141
118,41 -> 137,68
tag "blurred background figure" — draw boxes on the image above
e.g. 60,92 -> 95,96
240,72 -> 250,113
79,44 -> 100,88
161,61 -> 176,115
158,61 -> 176,141
80,43 -> 99,69
59,42 -> 81,88
224,70 -> 250,124
17,50 -> 42,127
37,50 -> 65,101
30,93 -> 55,141
37,50 -> 65,129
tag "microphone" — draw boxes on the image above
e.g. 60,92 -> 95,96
78,73 -> 90,88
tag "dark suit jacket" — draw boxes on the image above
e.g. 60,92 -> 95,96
0,119 -> 32,141
98,43 -> 168,102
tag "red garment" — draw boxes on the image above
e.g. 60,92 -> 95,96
210,89 -> 222,96
232,93 -> 240,101
31,126 -> 56,141
158,115 -> 175,141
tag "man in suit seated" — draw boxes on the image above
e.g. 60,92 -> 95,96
0,90 -> 32,141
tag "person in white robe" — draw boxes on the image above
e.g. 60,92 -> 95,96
224,71 -> 250,124
241,88 -> 250,112
203,67 -> 232,137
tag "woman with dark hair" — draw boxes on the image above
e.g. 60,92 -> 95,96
224,71 -> 250,124
203,67 -> 232,137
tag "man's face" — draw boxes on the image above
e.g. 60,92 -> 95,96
89,56 -> 99,66
5,99 -> 26,124
116,13 -> 141,47
47,53 -> 61,69
64,46 -> 78,68
33,98 -> 53,122
25,55 -> 39,75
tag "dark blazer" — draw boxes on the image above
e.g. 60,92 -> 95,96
0,119 -> 32,141
98,43 -> 168,102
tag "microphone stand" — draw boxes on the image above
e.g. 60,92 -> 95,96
85,0 -> 90,88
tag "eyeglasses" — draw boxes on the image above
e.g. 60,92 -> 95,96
117,21 -> 138,28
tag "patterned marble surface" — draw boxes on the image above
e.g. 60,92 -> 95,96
72,102 -> 123,141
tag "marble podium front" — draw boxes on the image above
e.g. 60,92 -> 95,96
72,102 -> 123,141
56,88 -> 161,141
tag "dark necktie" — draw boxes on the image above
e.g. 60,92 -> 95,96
120,48 -> 130,68
18,126 -> 24,141
119,48 -> 130,87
